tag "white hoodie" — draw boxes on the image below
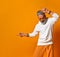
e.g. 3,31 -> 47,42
29,13 -> 59,46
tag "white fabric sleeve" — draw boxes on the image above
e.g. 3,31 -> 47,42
50,13 -> 59,24
29,24 -> 39,37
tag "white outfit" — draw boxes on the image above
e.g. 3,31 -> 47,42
29,13 -> 59,46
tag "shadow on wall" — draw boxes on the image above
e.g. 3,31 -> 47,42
53,23 -> 60,57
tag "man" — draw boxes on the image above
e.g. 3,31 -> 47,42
17,8 -> 59,57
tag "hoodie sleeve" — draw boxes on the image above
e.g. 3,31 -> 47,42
49,13 -> 59,25
29,24 -> 39,37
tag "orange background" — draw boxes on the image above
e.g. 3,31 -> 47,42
0,0 -> 60,57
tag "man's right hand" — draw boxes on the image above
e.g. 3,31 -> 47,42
17,32 -> 25,37
17,32 -> 29,37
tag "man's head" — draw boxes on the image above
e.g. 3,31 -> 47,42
37,10 -> 46,22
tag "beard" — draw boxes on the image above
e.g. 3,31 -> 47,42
39,14 -> 47,22
39,18 -> 45,22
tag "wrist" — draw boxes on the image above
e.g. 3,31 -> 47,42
24,33 -> 29,37
47,10 -> 51,14
27,33 -> 29,37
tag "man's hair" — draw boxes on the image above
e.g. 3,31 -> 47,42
37,10 -> 45,16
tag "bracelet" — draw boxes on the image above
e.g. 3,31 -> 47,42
27,33 -> 29,37
48,11 -> 51,14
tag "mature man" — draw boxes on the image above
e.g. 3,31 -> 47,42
17,8 -> 59,57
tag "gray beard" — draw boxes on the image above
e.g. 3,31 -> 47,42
41,19 -> 48,25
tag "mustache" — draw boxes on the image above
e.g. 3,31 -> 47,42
39,18 -> 44,19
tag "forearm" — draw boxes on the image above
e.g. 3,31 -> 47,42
43,8 -> 59,18
41,8 -> 54,16
46,9 -> 59,18
24,33 -> 29,37
24,32 -> 38,37
46,9 -> 54,15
